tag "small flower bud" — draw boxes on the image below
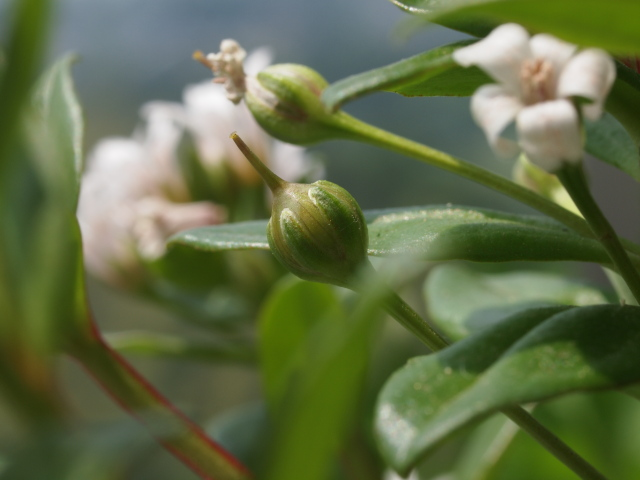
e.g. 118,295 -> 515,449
244,64 -> 353,145
231,133 -> 368,288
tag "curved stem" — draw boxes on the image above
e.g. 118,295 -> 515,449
333,113 -> 640,259
383,293 -> 607,480
558,163 -> 640,304
68,322 -> 252,480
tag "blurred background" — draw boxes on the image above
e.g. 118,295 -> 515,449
1,0 -> 639,478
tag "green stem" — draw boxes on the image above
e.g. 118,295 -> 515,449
558,163 -> 640,304
332,113 -> 640,259
384,293 -> 606,480
68,327 -> 252,480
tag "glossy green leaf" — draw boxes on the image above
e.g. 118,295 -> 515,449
425,264 -> 607,340
170,205 -> 610,265
376,304 -> 640,474
585,113 -> 640,182
398,0 -> 640,54
322,41 -> 491,111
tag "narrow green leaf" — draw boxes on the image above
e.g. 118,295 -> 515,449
585,113 -> 640,181
25,54 -> 84,209
104,331 -> 257,364
403,0 -> 640,54
322,41 -> 482,111
170,205 -> 611,265
376,304 -> 640,474
425,264 -> 607,340
607,63 -> 640,146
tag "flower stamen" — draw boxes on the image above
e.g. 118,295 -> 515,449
521,58 -> 555,105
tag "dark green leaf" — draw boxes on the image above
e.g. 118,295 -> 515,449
425,264 -> 607,340
402,0 -> 640,54
376,304 -> 640,474
585,113 -> 640,181
207,402 -> 271,473
607,63 -> 640,146
170,205 -> 610,265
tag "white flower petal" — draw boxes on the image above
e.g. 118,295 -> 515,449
516,99 -> 582,172
244,47 -> 273,76
453,23 -> 532,87
557,48 -> 615,120
470,84 -> 523,157
529,33 -> 577,88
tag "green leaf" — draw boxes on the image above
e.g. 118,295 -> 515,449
259,277 -> 344,413
607,63 -> 640,146
585,113 -> 640,182
322,41 -> 491,111
376,304 -> 640,474
207,402 -> 271,473
404,0 -> 640,54
425,264 -> 607,340
261,277 -> 384,480
0,0 -> 51,174
170,205 -> 610,265
104,331 -> 257,364
25,54 -> 84,210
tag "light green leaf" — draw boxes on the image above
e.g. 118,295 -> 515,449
425,264 -> 607,340
262,276 -> 384,480
25,54 -> 84,209
376,304 -> 640,474
259,277 -> 344,411
395,0 -> 640,54
585,113 -> 640,182
170,205 -> 610,265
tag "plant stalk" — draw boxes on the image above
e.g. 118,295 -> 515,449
333,114 -> 640,260
68,323 -> 252,480
558,163 -> 640,304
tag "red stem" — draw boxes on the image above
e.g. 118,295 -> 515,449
68,320 -> 252,480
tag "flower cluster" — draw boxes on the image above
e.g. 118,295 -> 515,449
78,47 -> 321,288
454,23 -> 615,172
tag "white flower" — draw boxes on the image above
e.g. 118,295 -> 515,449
454,23 -> 615,172
78,109 -> 225,288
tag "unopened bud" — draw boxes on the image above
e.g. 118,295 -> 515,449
231,132 -> 368,287
245,64 -> 362,145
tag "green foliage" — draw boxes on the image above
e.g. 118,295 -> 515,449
390,0 -> 640,54
376,304 -> 640,474
259,277 -> 383,480
425,264 -> 607,340
171,205 -> 611,265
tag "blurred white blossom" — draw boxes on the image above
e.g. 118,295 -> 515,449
454,23 -> 615,172
78,107 -> 225,287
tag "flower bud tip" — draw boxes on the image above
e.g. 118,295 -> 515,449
230,132 -> 285,192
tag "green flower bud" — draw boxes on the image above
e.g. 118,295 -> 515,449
245,64 -> 362,146
231,132 -> 368,288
